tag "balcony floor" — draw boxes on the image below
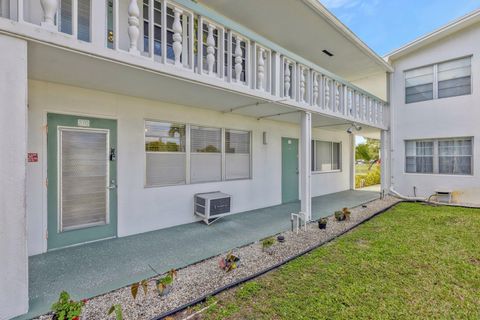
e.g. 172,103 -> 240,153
19,190 -> 379,319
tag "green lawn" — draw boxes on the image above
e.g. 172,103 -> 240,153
194,203 -> 480,319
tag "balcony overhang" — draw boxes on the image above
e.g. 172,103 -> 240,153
27,40 -> 383,136
196,0 -> 393,80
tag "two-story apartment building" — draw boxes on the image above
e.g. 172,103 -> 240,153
386,9 -> 480,204
0,0 -> 392,318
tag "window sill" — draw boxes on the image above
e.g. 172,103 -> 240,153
144,177 -> 253,189
403,172 -> 473,177
312,170 -> 342,175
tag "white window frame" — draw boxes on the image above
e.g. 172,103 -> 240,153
311,140 -> 342,174
144,120 -> 252,187
404,55 -> 472,104
404,137 -> 473,176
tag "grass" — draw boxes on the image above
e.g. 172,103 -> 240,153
355,163 -> 371,175
194,203 -> 480,319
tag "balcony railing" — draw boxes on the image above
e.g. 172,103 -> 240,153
2,0 -> 388,128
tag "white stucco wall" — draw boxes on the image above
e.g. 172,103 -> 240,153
350,72 -> 388,101
0,34 -> 29,320
389,23 -> 480,201
26,80 -> 353,256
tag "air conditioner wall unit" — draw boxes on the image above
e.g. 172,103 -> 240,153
194,192 -> 232,224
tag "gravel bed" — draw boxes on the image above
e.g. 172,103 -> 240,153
37,196 -> 400,320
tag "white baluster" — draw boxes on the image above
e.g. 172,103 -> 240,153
40,0 -> 58,30
206,24 -> 216,74
257,47 -> 265,90
300,68 -> 306,103
335,83 -> 340,112
234,37 -> 243,82
172,8 -> 183,65
284,61 -> 291,98
313,75 -> 319,106
324,78 -> 330,109
128,0 -> 140,54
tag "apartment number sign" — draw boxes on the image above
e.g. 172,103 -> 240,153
77,119 -> 90,127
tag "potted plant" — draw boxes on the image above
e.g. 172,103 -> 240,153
261,237 -> 276,254
219,251 -> 240,272
156,269 -> 177,297
51,291 -> 85,320
318,217 -> 328,229
335,210 -> 346,221
342,207 -> 351,220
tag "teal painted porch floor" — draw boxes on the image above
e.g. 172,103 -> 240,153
20,190 -> 378,319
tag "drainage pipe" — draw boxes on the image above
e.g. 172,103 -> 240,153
151,201 -> 401,320
389,187 -> 480,209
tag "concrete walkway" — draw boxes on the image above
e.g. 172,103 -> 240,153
20,190 -> 378,319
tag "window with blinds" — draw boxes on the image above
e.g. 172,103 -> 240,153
405,66 -> 434,104
145,121 -> 186,187
225,129 -> 251,180
438,57 -> 471,98
405,56 -> 471,104
190,126 -> 222,183
311,140 -> 342,172
405,138 -> 472,175
145,121 -> 251,187
60,0 -> 91,42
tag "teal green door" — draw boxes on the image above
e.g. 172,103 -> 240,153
47,113 -> 117,250
282,137 -> 299,203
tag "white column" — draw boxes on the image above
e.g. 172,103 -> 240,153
0,34 -> 28,320
300,111 -> 312,221
206,24 -> 216,74
172,7 -> 183,66
40,0 -> 58,30
349,133 -> 356,190
127,0 -> 140,54
380,129 -> 391,195
234,36 -> 243,82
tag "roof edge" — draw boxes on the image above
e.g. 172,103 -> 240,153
385,8 -> 480,62
303,0 -> 394,73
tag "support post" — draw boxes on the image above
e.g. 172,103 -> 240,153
0,34 -> 28,320
300,111 -> 312,221
380,129 -> 391,195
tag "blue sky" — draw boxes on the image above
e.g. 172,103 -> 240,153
320,0 -> 480,56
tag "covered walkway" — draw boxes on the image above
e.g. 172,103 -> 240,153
21,190 -> 379,319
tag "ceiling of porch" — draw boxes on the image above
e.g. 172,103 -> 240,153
27,41 -> 381,139
198,0 -> 392,81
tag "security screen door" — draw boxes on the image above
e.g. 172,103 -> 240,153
47,113 -> 117,250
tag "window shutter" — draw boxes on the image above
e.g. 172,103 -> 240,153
405,66 -> 434,103
225,130 -> 250,180
438,57 -> 471,98
190,126 -> 222,183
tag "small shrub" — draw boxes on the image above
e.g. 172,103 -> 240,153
219,251 -> 240,272
355,165 -> 380,188
261,237 -> 276,250
335,211 -> 345,221
342,207 -> 351,220
51,291 -> 85,320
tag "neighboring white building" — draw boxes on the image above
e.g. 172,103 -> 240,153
0,1 -> 392,318
386,9 -> 480,204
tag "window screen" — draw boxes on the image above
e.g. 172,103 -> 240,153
405,66 -> 434,104
190,126 -> 222,183
225,129 -> 250,180
145,121 -> 186,186
438,57 -> 471,99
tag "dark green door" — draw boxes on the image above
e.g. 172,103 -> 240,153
282,137 -> 299,203
47,113 -> 117,250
